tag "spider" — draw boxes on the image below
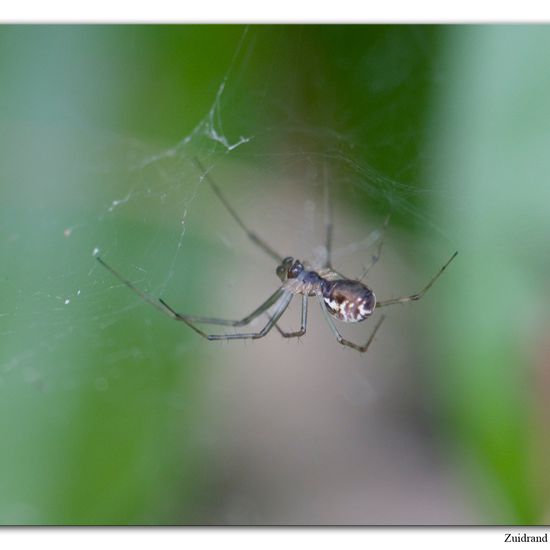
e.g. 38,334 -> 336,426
96,159 -> 457,353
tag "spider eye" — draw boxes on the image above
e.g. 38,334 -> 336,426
288,260 -> 303,279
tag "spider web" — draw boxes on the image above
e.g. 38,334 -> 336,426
0,26 -> 448,389
108,32 -> 442,334
0,26 -> 460,524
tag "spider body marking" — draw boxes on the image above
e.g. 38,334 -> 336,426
277,257 -> 375,323
96,158 -> 458,353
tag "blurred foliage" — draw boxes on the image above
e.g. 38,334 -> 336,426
430,26 -> 550,523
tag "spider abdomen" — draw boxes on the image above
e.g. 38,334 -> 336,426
322,280 -> 376,323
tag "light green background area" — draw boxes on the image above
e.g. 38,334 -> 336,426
0,26 -> 548,524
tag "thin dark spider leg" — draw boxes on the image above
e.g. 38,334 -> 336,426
164,291 -> 292,341
206,292 -> 293,341
273,294 -> 308,338
376,251 -> 458,308
160,287 -> 283,327
192,157 -> 283,263
317,295 -> 385,353
332,226 -> 386,262
323,161 -> 334,269
97,255 -> 181,318
96,255 -> 209,339
358,214 -> 390,281
327,219 -> 390,282
97,255 -> 284,336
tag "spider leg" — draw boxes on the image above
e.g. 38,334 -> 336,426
323,161 -> 334,269
331,217 -> 388,263
376,251 -> 458,308
96,255 -> 183,319
273,294 -> 308,338
96,255 -> 285,339
318,295 -> 385,353
96,255 -> 212,339
358,214 -> 390,281
159,287 -> 284,327
163,291 -> 292,340
200,291 -> 293,341
192,158 -> 283,263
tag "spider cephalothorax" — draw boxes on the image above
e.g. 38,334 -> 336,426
276,257 -> 304,281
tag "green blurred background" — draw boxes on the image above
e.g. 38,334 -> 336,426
0,25 -> 549,525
